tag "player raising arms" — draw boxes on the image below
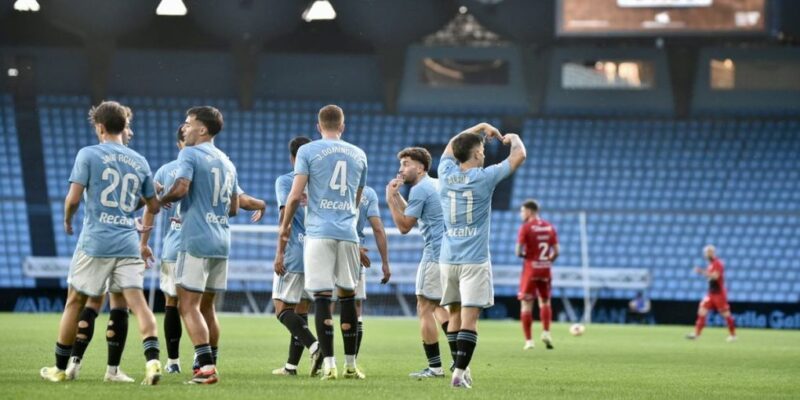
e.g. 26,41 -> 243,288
41,101 -> 163,385
385,147 -> 450,378
438,123 -> 526,389
276,105 -> 368,380
272,136 -> 321,377
686,245 -> 737,342
516,199 -> 559,350
141,106 -> 238,385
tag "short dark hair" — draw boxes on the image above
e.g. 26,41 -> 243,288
318,105 -> 344,131
522,199 -> 539,212
186,106 -> 224,136
451,132 -> 483,163
397,147 -> 432,172
176,125 -> 185,143
88,101 -> 127,134
289,136 -> 312,157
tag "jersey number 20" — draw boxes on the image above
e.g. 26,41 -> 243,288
100,168 -> 140,213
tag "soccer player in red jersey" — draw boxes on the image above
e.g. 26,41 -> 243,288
687,245 -> 737,342
516,199 -> 559,350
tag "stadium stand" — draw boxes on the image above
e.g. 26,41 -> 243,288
31,95 -> 800,302
0,94 -> 34,288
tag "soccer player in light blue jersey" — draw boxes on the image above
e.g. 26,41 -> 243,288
65,107 -> 141,383
272,136 -> 321,377
41,101 -> 163,385
276,105 -> 368,380
145,106 -> 239,385
438,122 -> 526,389
141,126 -> 266,376
386,146 -> 450,379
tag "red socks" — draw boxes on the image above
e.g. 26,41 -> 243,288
694,314 -> 706,336
725,315 -> 736,336
540,305 -> 552,332
521,311 -> 533,340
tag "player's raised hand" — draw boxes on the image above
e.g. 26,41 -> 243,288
386,175 -> 403,196
63,220 -> 73,235
273,253 -> 286,276
502,133 -> 520,145
359,247 -> 371,268
380,262 -> 391,284
481,123 -> 503,141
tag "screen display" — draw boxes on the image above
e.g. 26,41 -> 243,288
558,0 -> 767,36
419,58 -> 509,87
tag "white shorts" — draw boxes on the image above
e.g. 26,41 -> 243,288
333,268 -> 367,301
440,262 -> 494,309
160,261 -> 178,298
67,249 -> 145,297
176,252 -> 228,292
416,261 -> 443,301
303,238 -> 360,293
272,272 -> 312,304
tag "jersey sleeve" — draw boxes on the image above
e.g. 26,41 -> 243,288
275,176 -> 291,209
366,188 -> 380,218
438,155 -> 457,178
140,160 -> 156,199
68,149 -> 90,186
175,148 -> 195,182
231,171 -> 239,197
294,146 -> 310,176
404,184 -> 426,220
359,156 -> 368,188
484,159 -> 512,187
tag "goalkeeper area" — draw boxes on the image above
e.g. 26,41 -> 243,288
7,313 -> 799,400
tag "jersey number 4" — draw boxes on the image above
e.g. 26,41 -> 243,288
100,168 -> 140,213
329,160 -> 347,196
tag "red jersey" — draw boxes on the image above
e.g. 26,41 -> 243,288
518,217 -> 558,268
706,258 -> 726,294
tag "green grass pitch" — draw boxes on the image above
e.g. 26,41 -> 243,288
4,313 -> 799,399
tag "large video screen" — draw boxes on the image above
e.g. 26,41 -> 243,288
558,0 -> 767,36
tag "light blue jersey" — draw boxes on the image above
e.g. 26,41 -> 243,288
404,176 -> 444,263
276,172 -> 305,274
438,156 -> 511,264
356,186 -> 380,246
294,139 -> 367,243
175,142 -> 238,259
153,160 -> 182,262
68,142 -> 155,258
